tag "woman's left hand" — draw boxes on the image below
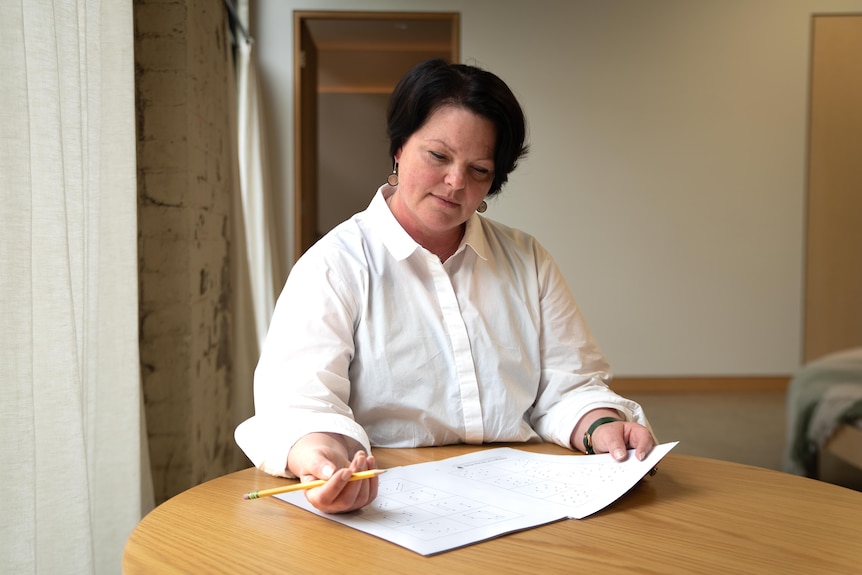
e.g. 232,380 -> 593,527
572,410 -> 655,461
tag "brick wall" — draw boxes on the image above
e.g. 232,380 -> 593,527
134,0 -> 244,503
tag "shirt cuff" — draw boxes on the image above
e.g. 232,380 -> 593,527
234,414 -> 372,478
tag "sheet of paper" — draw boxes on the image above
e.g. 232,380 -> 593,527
443,441 -> 678,520
278,441 -> 677,556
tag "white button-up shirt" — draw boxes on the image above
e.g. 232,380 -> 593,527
235,185 -> 649,477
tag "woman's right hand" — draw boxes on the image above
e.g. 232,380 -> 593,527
287,432 -> 379,514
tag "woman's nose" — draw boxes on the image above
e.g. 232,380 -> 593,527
444,166 -> 466,189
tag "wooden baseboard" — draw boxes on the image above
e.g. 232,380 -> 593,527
611,376 -> 790,394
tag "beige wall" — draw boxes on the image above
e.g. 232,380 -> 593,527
317,93 -> 391,235
135,0 -> 246,503
254,0 -> 862,377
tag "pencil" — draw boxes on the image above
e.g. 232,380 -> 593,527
242,468 -> 386,500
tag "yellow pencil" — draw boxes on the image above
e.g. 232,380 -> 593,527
242,468 -> 386,500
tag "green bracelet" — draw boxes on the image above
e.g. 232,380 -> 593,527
583,417 -> 621,454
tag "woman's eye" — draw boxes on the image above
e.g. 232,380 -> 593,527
429,151 -> 446,161
473,167 -> 492,180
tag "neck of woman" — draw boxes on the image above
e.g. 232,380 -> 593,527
386,191 -> 464,262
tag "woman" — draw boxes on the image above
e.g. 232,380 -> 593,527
235,59 -> 654,514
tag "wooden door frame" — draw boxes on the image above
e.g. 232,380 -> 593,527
803,14 -> 862,362
292,11 -> 460,262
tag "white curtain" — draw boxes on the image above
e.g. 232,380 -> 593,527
226,1 -> 278,450
0,1 -> 151,574
235,36 -> 278,350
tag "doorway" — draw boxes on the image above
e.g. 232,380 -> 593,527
803,14 -> 862,362
293,11 -> 460,260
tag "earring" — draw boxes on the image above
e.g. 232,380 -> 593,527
387,161 -> 399,186
476,200 -> 487,213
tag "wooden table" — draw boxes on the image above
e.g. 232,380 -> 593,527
123,444 -> 862,574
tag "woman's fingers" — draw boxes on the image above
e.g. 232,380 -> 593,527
305,451 -> 379,514
594,422 -> 655,461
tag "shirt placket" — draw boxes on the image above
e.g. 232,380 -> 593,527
428,254 -> 484,443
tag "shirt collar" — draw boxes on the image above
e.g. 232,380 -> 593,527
463,211 -> 489,262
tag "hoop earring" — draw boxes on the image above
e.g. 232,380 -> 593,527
387,161 -> 399,186
476,200 -> 487,213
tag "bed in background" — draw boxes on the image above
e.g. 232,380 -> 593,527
784,347 -> 862,482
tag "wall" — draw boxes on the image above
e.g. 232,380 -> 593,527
253,0 -> 862,378
135,0 -> 246,503
318,93 -> 391,235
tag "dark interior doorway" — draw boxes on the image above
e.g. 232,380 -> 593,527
293,11 -> 459,259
